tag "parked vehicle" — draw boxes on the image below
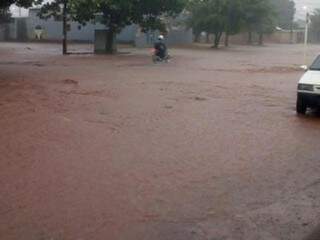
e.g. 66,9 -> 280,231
296,56 -> 320,114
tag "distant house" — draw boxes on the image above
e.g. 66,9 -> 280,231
1,8 -> 193,47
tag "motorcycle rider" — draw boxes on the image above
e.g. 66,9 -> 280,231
154,35 -> 167,60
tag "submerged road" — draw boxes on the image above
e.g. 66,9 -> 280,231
0,43 -> 320,240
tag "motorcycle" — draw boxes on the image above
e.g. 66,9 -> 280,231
152,48 -> 171,63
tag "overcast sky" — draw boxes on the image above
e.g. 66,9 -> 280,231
295,0 -> 320,19
10,0 -> 320,19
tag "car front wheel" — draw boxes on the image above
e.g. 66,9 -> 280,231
296,95 -> 307,115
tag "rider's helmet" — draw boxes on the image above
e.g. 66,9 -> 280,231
158,35 -> 164,41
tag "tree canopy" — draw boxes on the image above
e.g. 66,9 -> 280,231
0,0 -> 35,9
242,0 -> 276,43
187,0 -> 277,47
0,7 -> 11,23
311,9 -> 320,33
36,0 -> 185,53
70,0 -> 186,53
186,0 -> 240,48
270,0 -> 295,30
1,0 -> 36,25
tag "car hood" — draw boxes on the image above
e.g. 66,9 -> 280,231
299,70 -> 320,85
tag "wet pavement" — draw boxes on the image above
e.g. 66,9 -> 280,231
0,42 -> 320,240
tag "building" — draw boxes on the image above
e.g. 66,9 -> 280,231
0,8 -> 193,48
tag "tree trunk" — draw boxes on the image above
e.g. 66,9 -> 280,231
290,20 -> 294,44
194,32 -> 200,43
225,32 -> 229,47
248,31 -> 253,44
212,32 -> 222,48
4,24 -> 9,41
105,28 -> 117,54
206,33 -> 210,43
62,0 -> 67,55
258,33 -> 263,45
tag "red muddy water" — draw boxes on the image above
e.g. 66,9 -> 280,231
1,43 -> 320,240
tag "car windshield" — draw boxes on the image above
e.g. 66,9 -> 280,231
309,56 -> 320,71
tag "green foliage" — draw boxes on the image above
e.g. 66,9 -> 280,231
187,0 -> 244,47
36,0 -> 185,53
38,0 -> 186,33
311,9 -> 320,33
225,0 -> 243,35
186,0 -> 206,37
0,7 -> 12,23
0,0 -> 35,9
187,0 -> 276,47
270,0 -> 295,30
69,0 -> 186,53
70,0 -> 185,32
243,0 -> 275,34
38,0 -> 65,20
0,0 -> 36,25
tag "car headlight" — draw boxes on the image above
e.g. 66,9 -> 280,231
298,84 -> 314,91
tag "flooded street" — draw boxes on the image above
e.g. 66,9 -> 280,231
1,43 -> 320,240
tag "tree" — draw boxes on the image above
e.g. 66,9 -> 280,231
311,9 -> 320,33
186,0 -> 276,47
205,0 -> 227,48
38,0 -> 69,55
186,0 -> 205,42
224,0 -> 243,46
255,9 -> 275,45
186,0 -> 244,48
243,0 -> 276,45
0,0 -> 35,9
310,9 -> 320,42
1,1 -> 34,40
187,0 -> 229,48
0,7 -> 11,23
270,0 -> 295,30
71,0 -> 186,54
186,0 -> 203,42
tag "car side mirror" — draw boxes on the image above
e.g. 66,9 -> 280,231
300,65 -> 308,71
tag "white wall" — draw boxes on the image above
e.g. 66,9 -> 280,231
24,9 -> 136,43
5,9 -> 191,47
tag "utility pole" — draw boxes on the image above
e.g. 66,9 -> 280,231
303,6 -> 309,67
290,17 -> 294,44
62,0 -> 68,55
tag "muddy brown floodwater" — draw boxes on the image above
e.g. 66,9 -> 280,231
1,42 -> 320,240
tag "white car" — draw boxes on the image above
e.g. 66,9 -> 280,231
297,56 -> 320,114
